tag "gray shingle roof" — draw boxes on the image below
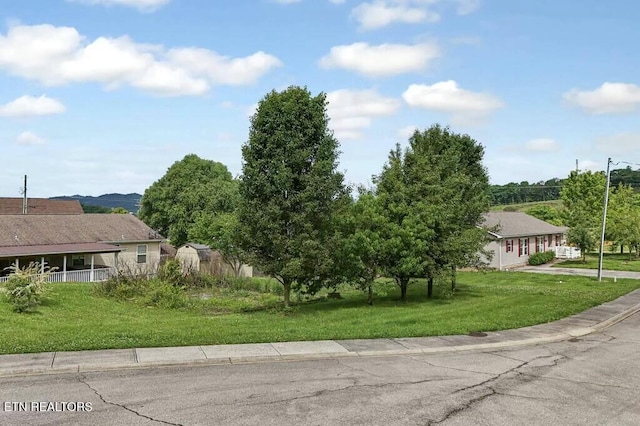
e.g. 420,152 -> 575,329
482,212 -> 567,238
0,214 -> 162,248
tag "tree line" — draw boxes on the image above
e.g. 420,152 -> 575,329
139,86 -> 491,306
490,166 -> 640,205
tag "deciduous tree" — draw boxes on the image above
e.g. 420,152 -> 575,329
238,86 -> 347,306
138,154 -> 239,247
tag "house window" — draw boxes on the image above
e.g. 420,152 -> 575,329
536,237 -> 545,253
72,255 -> 85,267
505,240 -> 514,253
519,238 -> 529,257
136,245 -> 147,264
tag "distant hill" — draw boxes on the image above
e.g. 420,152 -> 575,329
50,193 -> 141,213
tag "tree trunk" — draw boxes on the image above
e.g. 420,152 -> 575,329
396,277 -> 409,301
451,265 -> 457,292
427,277 -> 434,298
283,279 -> 292,308
367,284 -> 373,306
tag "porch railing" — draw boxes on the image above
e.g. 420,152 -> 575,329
0,267 -> 116,283
554,246 -> 582,259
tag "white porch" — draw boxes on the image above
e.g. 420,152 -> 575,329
554,246 -> 582,259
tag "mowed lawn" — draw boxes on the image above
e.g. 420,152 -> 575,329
1,271 -> 639,355
555,253 -> 640,272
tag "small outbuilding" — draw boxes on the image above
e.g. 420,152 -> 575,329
175,243 -> 253,277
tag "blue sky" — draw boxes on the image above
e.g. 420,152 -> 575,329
1,0 -> 639,197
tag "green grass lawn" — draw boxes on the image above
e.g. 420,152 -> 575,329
554,253 -> 640,272
1,271 -> 638,355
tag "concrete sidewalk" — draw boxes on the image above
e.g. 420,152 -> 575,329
2,288 -> 640,378
516,264 -> 640,279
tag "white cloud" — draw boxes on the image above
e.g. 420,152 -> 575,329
16,131 -> 45,145
0,24 -> 281,97
402,80 -> 504,124
167,48 -> 282,86
0,95 -> 66,117
398,125 -> 419,139
326,89 -> 401,140
525,138 -> 559,152
594,132 -> 640,154
320,42 -> 439,77
579,160 -> 601,171
564,82 -> 640,114
67,0 -> 171,12
453,0 -> 480,15
352,1 -> 440,30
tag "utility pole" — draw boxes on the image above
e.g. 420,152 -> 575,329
20,175 -> 28,214
576,159 -> 579,173
597,158 -> 612,282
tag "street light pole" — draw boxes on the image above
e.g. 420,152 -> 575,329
597,158 -> 612,282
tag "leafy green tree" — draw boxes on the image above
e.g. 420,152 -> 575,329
138,154 -> 239,247
333,190 -> 385,305
238,86 -> 347,306
82,204 -> 111,213
189,211 -> 246,276
561,170 -> 607,261
404,125 -> 491,295
110,207 -> 129,214
374,144 -> 432,301
608,184 -> 640,258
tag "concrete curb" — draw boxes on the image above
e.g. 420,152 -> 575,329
2,293 -> 640,379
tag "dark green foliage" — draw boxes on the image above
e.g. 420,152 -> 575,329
561,170 -> 607,261
1,263 -> 50,313
490,178 -> 563,205
528,251 -> 556,266
374,125 -> 491,300
238,86 -> 347,306
138,154 -> 239,247
82,204 -> 111,213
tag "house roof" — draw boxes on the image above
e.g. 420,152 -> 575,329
0,198 -> 83,215
0,242 -> 122,258
482,212 -> 568,238
0,214 -> 163,248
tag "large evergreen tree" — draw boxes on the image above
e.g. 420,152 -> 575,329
238,86 -> 346,306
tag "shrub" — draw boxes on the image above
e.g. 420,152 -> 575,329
0,262 -> 51,313
528,251 -> 556,266
142,278 -> 188,309
503,206 -> 518,212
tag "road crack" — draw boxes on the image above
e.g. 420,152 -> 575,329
79,375 -> 183,426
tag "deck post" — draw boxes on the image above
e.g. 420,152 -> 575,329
90,255 -> 95,282
63,256 -> 67,282
40,256 -> 45,274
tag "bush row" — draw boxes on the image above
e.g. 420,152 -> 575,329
528,251 -> 556,266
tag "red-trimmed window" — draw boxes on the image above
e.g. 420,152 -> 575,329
519,238 -> 529,256
505,239 -> 514,253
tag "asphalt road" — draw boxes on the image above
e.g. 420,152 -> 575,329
1,313 -> 639,426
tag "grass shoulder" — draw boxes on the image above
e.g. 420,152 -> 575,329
1,271 -> 639,355
554,253 -> 640,272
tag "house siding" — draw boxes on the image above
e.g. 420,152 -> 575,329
94,241 -> 161,273
487,233 -> 564,270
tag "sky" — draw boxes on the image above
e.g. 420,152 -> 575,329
1,0 -> 639,197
